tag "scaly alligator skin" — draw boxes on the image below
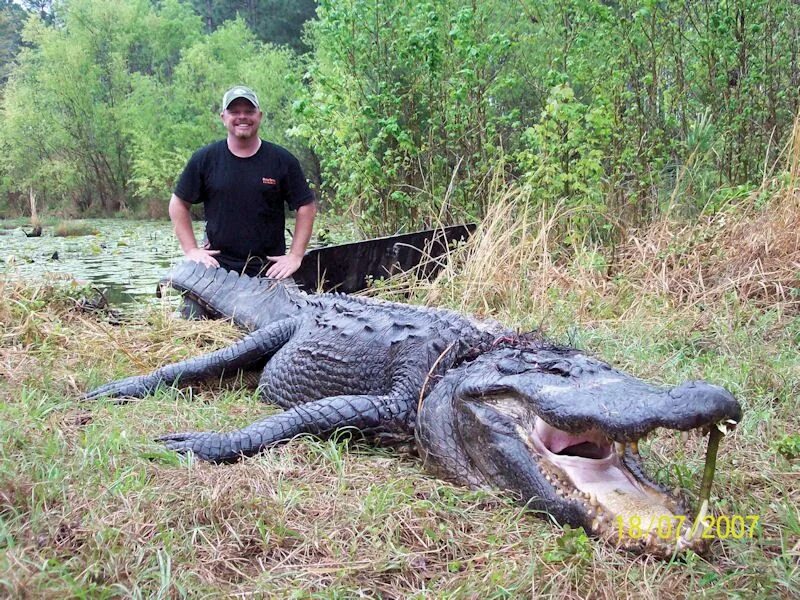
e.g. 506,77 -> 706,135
85,262 -> 742,557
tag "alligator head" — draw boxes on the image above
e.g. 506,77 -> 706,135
417,343 -> 742,557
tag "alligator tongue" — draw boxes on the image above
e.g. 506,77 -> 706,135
533,420 -> 609,456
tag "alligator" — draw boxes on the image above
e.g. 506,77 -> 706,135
84,262 -> 742,557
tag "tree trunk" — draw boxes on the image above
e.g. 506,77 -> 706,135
29,188 -> 39,225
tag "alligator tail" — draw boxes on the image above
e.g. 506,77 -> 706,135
159,262 -> 305,331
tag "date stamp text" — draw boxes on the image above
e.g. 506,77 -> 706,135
615,514 -> 759,542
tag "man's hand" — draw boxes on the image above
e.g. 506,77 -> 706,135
266,253 -> 302,279
170,195 -> 220,269
186,247 -> 221,268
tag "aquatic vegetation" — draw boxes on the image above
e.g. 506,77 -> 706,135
53,221 -> 100,237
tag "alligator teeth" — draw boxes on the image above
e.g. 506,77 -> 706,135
630,440 -> 640,456
681,431 -> 689,443
588,493 -> 598,508
614,442 -> 625,457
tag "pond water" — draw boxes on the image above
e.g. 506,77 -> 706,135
1,216 -> 360,307
2,219 -> 212,306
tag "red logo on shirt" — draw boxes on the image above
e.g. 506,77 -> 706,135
262,177 -> 277,185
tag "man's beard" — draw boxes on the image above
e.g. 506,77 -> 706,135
232,123 -> 257,138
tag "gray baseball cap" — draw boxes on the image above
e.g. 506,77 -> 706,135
221,86 -> 260,111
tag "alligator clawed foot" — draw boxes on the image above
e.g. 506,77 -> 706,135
156,431 -> 224,462
82,376 -> 154,402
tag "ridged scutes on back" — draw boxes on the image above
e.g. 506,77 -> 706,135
309,290 -> 502,336
160,263 -> 504,338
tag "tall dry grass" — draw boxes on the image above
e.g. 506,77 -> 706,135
619,115 -> 800,312
403,114 -> 800,325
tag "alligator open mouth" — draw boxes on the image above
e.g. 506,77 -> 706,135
519,415 -> 733,556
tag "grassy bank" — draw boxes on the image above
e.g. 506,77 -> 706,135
1,182 -> 799,598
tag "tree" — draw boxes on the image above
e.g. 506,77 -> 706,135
187,0 -> 317,52
0,0 -> 28,85
0,0 -> 204,213
294,0 -> 515,234
18,0 -> 54,24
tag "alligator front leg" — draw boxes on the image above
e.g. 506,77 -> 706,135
83,319 -> 298,400
157,394 -> 415,462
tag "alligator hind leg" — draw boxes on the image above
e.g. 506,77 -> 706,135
157,393 -> 416,462
83,318 -> 299,401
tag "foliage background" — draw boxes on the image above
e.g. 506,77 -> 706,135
1,0 -> 799,235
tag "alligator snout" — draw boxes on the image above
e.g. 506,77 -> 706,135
484,351 -> 742,443
668,380 -> 742,419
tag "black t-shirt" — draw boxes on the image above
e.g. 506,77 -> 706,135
174,140 -> 314,275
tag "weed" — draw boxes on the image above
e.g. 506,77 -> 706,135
53,221 -> 100,237
772,434 -> 800,462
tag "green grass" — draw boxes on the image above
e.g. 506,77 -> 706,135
1,227 -> 799,598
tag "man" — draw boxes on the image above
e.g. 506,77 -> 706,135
169,85 -> 317,280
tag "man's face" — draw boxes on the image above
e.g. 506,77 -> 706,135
221,98 -> 262,140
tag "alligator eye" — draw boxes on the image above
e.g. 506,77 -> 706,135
496,358 -> 529,375
537,360 -> 572,376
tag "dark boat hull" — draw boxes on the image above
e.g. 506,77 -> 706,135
293,224 -> 475,293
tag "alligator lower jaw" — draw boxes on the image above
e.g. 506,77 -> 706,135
524,418 -> 721,556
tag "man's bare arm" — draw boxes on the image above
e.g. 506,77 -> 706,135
267,201 -> 318,279
168,194 -> 220,267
